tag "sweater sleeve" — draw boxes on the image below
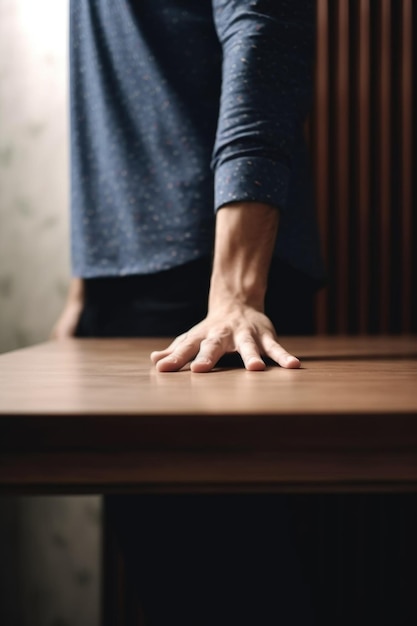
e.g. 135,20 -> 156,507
211,0 -> 315,212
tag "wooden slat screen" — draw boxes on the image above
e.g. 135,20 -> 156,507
311,0 -> 415,334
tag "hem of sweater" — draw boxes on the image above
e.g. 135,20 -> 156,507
71,254 -> 212,279
214,156 -> 290,212
72,251 -> 325,285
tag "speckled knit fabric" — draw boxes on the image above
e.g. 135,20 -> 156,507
70,0 -> 324,280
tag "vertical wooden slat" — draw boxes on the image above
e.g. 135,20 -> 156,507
377,0 -> 392,332
312,0 -> 414,335
356,0 -> 371,333
400,0 -> 413,331
314,0 -> 330,334
335,0 -> 350,333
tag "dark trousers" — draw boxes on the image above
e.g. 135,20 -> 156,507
76,256 -> 317,339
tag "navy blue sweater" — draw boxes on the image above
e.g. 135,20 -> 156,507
70,0 -> 323,280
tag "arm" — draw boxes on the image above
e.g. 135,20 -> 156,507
151,0 -> 315,371
50,277 -> 84,339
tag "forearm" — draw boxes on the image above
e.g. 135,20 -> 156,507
50,277 -> 84,339
67,277 -> 84,304
209,202 -> 279,311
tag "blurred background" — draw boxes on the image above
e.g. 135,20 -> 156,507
0,0 -> 415,624
0,1 -> 100,625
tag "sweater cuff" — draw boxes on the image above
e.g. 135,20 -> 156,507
214,156 -> 291,212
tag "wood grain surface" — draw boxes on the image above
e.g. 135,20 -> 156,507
0,336 -> 416,493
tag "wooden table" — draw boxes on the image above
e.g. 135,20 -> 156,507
1,335 -> 416,494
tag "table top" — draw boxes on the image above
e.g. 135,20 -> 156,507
1,336 -> 416,493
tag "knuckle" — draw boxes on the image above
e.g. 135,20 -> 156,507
172,333 -> 187,347
177,341 -> 197,354
212,326 -> 231,340
238,334 -> 257,348
202,336 -> 223,349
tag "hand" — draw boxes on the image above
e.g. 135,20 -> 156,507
152,201 -> 301,372
150,298 -> 300,373
50,278 -> 84,339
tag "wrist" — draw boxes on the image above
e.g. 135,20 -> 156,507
208,271 -> 266,311
209,201 -> 279,310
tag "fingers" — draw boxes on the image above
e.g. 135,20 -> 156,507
260,334 -> 300,369
152,333 -> 229,373
151,338 -> 200,372
151,337 -> 268,374
190,335 -> 229,373
235,334 -> 265,371
150,319 -> 301,373
150,333 -> 190,364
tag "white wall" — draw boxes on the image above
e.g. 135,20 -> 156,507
0,0 -> 70,352
0,2 -> 100,625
